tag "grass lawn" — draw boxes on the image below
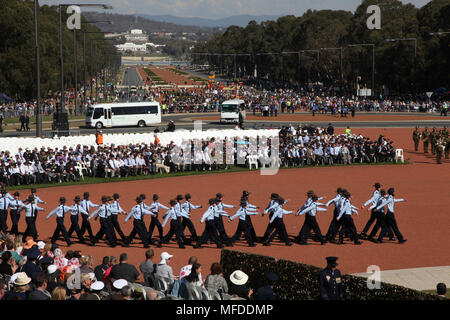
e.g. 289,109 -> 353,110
5,161 -> 410,191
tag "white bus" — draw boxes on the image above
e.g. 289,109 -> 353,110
86,102 -> 161,129
220,99 -> 246,123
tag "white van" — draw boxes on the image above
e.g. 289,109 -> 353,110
86,102 -> 161,129
220,99 -> 246,123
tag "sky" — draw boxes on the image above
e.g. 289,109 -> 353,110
39,0 -> 432,19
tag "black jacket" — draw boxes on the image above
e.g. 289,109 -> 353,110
28,289 -> 51,300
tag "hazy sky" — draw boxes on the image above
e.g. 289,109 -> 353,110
39,0 -> 432,19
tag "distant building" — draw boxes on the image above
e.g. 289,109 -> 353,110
125,29 -> 148,42
115,42 -> 165,52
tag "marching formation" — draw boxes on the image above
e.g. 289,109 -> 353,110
412,126 -> 449,164
0,184 -> 407,249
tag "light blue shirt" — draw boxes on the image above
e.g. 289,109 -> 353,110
149,201 -> 169,213
162,207 -> 178,227
269,206 -> 293,223
297,202 -> 327,217
70,203 -> 89,216
80,199 -> 100,215
181,201 -> 201,218
364,190 -> 380,207
215,202 -> 234,217
8,198 -> 25,210
125,204 -> 154,222
0,196 -> 11,210
337,199 -> 358,220
46,204 -> 72,219
111,200 -> 126,215
174,202 -> 189,219
326,194 -> 342,209
19,203 -> 44,218
229,207 -> 259,222
88,204 -> 109,219
376,195 -> 405,213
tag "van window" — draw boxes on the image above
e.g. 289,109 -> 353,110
221,104 -> 239,113
93,108 -> 103,119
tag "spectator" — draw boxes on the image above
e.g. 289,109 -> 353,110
51,286 -> 66,300
156,252 -> 174,280
53,248 -> 68,270
20,247 -> 42,281
228,270 -> 252,300
28,273 -> 51,300
94,256 -> 110,282
139,249 -> 155,286
109,279 -> 127,300
205,262 -> 228,294
183,263 -> 203,287
104,256 -> 117,286
0,251 -> 14,276
109,253 -> 140,283
255,272 -> 278,300
179,256 -> 200,279
437,283 -> 447,298
121,285 -> 133,300
0,278 -> 6,300
146,288 -> 158,300
79,255 -> 94,274
46,264 -> 61,293
8,272 -> 32,300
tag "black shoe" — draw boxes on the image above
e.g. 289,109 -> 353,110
285,242 -> 292,246
263,241 -> 270,246
398,239 -> 407,244
194,244 -> 201,249
360,232 -> 367,238
299,241 -> 308,245
179,244 -> 186,249
156,241 -> 162,248
217,244 -> 223,249
144,244 -> 150,248
338,240 -> 344,244
389,237 -> 396,241
249,243 -> 256,247
354,241 -> 362,245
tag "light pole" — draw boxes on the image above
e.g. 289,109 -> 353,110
34,0 -> 42,137
348,43 -> 375,96
320,47 -> 343,90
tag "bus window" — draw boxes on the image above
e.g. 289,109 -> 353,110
93,108 -> 103,119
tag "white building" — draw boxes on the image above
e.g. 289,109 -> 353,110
115,42 -> 166,52
125,29 -> 148,42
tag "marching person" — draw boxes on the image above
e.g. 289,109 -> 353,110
88,196 -> 117,248
360,182 -> 382,238
181,193 -> 202,242
162,199 -> 188,249
124,196 -> 154,248
215,193 -> 234,244
241,190 -> 258,242
375,188 -> 407,244
336,191 -> 362,245
9,192 -> 25,235
194,199 -> 226,249
261,193 -> 281,243
0,189 -> 11,233
229,201 -> 259,247
295,190 -> 325,242
412,126 -> 420,152
319,257 -> 344,300
325,187 -> 343,242
29,188 -> 45,240
20,195 -> 44,241
262,197 -> 293,246
163,194 -> 188,244
46,197 -> 73,246
367,189 -> 394,241
67,196 -> 87,244
421,127 -> 430,153
110,193 -> 128,246
147,194 -> 168,245
296,195 -> 327,245
80,192 -> 99,243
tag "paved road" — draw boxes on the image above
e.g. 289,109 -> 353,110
121,67 -> 143,87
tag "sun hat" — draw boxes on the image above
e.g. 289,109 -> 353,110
88,272 -> 96,281
13,272 -> 32,286
91,281 -> 105,291
113,279 -> 127,290
37,241 -> 45,250
159,252 -> 173,265
47,265 -> 58,274
229,270 -> 249,286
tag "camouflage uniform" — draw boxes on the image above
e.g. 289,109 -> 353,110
422,128 -> 430,153
435,136 -> 445,164
430,128 -> 437,155
412,127 -> 420,152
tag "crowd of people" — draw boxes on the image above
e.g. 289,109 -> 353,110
0,125 -> 396,187
412,126 -> 449,164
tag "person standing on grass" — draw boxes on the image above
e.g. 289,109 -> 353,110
46,197 -> 73,247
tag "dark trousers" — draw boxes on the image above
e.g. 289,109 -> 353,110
362,209 -> 378,234
369,212 -> 394,239
10,210 -> 20,235
127,219 -> 149,246
378,212 -> 404,242
245,215 -> 257,241
267,218 -> 290,244
110,214 -> 127,242
148,215 -> 163,241
261,212 -> 277,242
0,209 -> 7,233
214,216 -> 229,242
67,215 -> 84,241
24,217 -> 38,241
231,219 -> 254,246
51,217 -> 71,245
163,219 -> 187,246
339,215 -> 359,243
198,220 -> 222,247
326,209 -> 340,240
414,139 -> 419,152
181,217 -> 198,240
80,215 -> 94,241
94,217 -> 116,246
299,215 -> 325,243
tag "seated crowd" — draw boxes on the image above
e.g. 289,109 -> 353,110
0,125 -> 396,187
0,234 -> 274,300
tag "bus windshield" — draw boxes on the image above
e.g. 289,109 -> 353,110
221,104 -> 239,113
86,107 -> 94,117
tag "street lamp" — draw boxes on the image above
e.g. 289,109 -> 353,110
90,39 -> 115,103
56,3 -> 112,135
320,47 -> 343,90
34,0 -> 42,137
348,43 -> 375,96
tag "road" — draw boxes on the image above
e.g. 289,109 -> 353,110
121,67 -> 143,87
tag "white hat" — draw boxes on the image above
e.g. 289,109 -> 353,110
13,272 -> 32,286
91,281 -> 104,291
113,279 -> 127,290
230,270 -> 248,286
47,265 -> 57,274
37,241 -> 45,250
159,252 -> 173,265
88,272 -> 96,281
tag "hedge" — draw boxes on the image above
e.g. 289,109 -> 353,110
220,250 -> 441,300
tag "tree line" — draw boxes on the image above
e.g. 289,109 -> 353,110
192,0 -> 450,95
0,0 -> 120,100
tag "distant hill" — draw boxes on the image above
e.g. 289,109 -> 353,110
138,14 -> 283,27
82,12 -> 215,34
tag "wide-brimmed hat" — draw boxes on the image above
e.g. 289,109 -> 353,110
13,272 -> 31,286
230,270 -> 248,285
47,265 -> 58,274
113,279 -> 127,290
91,281 -> 104,291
